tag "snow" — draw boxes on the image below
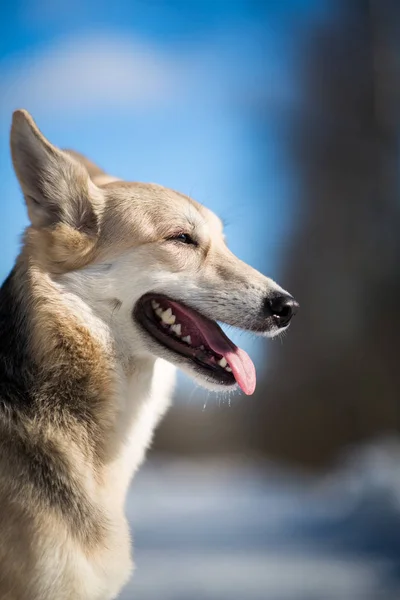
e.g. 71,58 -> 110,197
119,441 -> 400,599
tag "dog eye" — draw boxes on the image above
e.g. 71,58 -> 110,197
169,233 -> 197,246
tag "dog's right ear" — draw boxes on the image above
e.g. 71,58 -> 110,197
10,110 -> 99,234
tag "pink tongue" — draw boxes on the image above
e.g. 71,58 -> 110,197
201,329 -> 256,396
168,300 -> 257,395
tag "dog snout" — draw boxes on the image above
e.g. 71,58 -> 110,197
265,294 -> 299,328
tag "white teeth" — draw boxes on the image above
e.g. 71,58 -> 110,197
182,335 -> 192,345
199,345 -> 205,350
218,358 -> 228,368
155,307 -> 163,317
161,308 -> 176,325
170,324 -> 182,337
151,300 -> 160,310
225,366 -> 232,372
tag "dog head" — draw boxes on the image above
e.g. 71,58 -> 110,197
11,109 -> 298,395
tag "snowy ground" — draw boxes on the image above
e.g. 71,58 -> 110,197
119,441 -> 400,599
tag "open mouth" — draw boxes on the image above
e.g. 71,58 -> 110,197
134,294 -> 256,395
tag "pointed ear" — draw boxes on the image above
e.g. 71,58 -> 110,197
10,110 -> 99,233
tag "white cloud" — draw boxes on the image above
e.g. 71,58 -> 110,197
0,26 -> 296,120
0,32 -> 182,115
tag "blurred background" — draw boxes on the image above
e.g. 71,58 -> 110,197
1,1 -> 400,598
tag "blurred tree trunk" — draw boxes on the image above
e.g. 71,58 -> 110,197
246,0 -> 400,468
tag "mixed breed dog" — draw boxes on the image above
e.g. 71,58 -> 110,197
0,110 -> 298,599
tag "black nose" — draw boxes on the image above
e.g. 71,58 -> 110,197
266,294 -> 299,328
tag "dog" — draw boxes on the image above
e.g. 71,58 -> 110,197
0,109 -> 298,599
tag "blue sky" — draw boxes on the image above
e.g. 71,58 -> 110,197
0,0 -> 333,385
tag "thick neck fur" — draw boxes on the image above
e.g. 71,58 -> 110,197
0,267 -> 36,407
0,257 -> 175,510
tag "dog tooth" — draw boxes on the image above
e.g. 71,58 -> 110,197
155,307 -> 163,318
161,308 -> 176,325
225,366 -> 232,372
161,307 -> 172,321
151,300 -> 160,310
218,358 -> 228,368
199,345 -> 205,350
182,335 -> 192,345
171,324 -> 182,336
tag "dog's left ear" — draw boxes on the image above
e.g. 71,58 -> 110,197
10,109 -> 99,234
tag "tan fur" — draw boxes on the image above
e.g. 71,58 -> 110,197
0,110 -> 296,599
